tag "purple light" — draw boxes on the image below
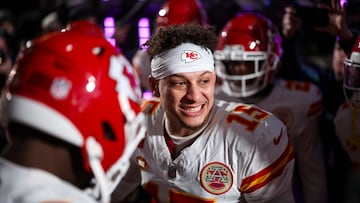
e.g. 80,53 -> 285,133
138,28 -> 149,37
340,0 -> 347,7
138,18 -> 150,27
104,17 -> 115,38
106,38 -> 116,46
138,17 -> 150,49
142,90 -> 153,99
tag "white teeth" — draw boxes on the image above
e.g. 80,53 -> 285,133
184,105 -> 202,112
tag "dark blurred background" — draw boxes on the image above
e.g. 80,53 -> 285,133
0,0 -> 356,44
1,0 -> 359,61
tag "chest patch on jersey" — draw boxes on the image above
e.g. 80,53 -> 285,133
200,162 -> 233,195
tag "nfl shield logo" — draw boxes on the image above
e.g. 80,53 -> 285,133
50,78 -> 71,100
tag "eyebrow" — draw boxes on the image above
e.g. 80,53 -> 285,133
170,71 -> 213,78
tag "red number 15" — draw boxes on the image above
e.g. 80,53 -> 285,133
227,104 -> 270,132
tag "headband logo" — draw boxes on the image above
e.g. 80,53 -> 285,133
181,50 -> 202,63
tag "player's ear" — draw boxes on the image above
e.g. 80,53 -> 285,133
148,76 -> 160,97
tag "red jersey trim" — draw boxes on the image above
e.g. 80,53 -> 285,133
239,141 -> 294,193
307,99 -> 323,117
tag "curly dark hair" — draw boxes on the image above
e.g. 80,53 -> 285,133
145,24 -> 218,60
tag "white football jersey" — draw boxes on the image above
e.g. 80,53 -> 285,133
0,158 -> 97,203
130,99 -> 294,203
216,79 -> 326,203
334,101 -> 360,163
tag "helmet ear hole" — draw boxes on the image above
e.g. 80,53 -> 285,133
92,47 -> 105,56
102,122 -> 116,141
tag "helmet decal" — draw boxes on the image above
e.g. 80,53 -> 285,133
109,55 -> 141,103
50,77 -> 72,100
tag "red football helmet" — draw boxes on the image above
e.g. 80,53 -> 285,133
155,0 -> 208,27
343,36 -> 360,111
215,12 -> 283,97
1,21 -> 145,202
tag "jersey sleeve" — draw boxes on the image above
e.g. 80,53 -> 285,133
237,112 -> 295,203
220,102 -> 295,202
283,80 -> 323,120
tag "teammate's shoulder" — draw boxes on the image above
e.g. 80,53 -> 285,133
275,79 -> 322,111
334,101 -> 352,121
339,100 -> 351,111
274,79 -> 323,118
276,79 -> 322,97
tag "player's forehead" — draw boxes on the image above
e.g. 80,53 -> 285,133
165,71 -> 213,80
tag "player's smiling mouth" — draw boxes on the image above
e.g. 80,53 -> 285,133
180,104 -> 205,114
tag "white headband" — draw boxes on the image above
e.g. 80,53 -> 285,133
151,43 -> 214,80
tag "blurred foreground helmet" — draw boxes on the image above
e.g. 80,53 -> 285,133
344,36 -> 360,111
155,0 -> 208,27
214,13 -> 282,97
0,20 -> 145,202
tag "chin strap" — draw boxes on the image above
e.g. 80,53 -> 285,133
86,137 -> 110,203
104,93 -> 146,191
105,110 -> 146,193
83,94 -> 146,203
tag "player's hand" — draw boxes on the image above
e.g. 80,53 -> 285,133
314,0 -> 352,41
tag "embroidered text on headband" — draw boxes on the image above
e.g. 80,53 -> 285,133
151,43 -> 215,80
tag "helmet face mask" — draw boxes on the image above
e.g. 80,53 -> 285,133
215,45 -> 271,97
343,37 -> 360,111
344,58 -> 360,111
215,14 -> 282,98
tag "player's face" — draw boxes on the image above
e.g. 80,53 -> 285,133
225,60 -> 258,88
158,71 -> 216,136
226,60 -> 255,76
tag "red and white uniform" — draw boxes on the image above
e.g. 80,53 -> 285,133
334,102 -> 360,163
0,158 -> 97,203
216,79 -> 326,203
127,98 -> 294,203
